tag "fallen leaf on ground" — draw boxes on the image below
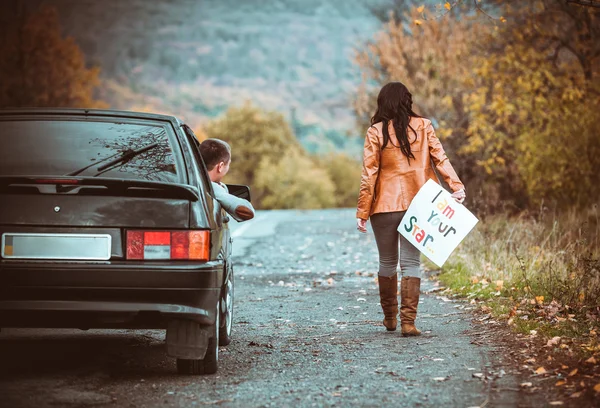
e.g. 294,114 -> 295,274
568,369 -> 578,377
594,383 -> 600,393
472,373 -> 484,379
547,336 -> 561,346
549,402 -> 564,406
570,392 -> 582,398
520,382 -> 533,388
535,367 -> 547,375
495,280 -> 504,290
585,356 -> 597,364
525,358 -> 536,364
555,380 -> 566,386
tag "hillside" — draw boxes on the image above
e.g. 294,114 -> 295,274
25,0 -> 398,154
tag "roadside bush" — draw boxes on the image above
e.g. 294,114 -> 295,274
254,149 -> 336,210
317,153 -> 361,208
203,103 -> 355,210
203,102 -> 303,190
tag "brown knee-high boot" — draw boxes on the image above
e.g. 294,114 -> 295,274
378,275 -> 398,331
400,276 -> 421,336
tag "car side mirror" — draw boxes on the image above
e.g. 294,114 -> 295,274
225,184 -> 251,203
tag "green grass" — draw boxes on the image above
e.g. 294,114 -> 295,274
428,207 -> 600,347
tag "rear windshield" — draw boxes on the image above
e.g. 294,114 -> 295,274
0,118 -> 181,183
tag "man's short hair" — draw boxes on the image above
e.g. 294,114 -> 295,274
199,139 -> 231,170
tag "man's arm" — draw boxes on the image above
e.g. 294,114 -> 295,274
211,182 -> 255,222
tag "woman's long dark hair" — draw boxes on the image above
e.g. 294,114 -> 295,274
370,82 -> 423,161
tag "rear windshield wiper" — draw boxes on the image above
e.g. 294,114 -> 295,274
65,143 -> 159,177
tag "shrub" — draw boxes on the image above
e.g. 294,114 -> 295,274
254,148 -> 336,210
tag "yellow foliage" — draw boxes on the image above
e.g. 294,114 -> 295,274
254,149 -> 335,210
203,102 -> 302,191
317,153 -> 362,208
356,2 -> 600,211
192,126 -> 208,142
203,103 -> 340,210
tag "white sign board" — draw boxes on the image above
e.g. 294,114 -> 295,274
398,179 -> 479,267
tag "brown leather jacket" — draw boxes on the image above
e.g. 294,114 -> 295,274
356,117 -> 464,220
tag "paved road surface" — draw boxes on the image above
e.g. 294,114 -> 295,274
0,209 -> 547,407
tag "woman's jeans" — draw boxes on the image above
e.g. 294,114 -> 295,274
370,211 -> 421,278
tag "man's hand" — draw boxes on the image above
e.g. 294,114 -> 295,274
356,218 -> 367,233
451,189 -> 466,204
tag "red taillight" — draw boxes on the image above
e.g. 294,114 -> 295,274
126,230 -> 210,261
189,231 -> 210,260
171,231 -> 189,259
126,230 -> 144,259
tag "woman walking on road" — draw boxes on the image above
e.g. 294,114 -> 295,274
356,82 -> 466,336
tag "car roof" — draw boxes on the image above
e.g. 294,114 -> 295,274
0,108 -> 184,127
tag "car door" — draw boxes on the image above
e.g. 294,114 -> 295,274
180,125 -> 232,260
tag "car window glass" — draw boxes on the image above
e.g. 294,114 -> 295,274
0,119 -> 180,183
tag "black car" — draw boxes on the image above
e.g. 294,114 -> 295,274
0,108 -> 249,375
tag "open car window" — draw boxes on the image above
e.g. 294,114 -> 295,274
181,124 -> 214,196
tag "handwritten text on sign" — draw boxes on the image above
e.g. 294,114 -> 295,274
398,179 -> 479,267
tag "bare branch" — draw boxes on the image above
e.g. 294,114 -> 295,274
566,0 -> 600,8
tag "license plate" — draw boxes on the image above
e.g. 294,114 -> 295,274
1,233 -> 112,260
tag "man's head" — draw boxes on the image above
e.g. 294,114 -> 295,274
199,138 -> 231,183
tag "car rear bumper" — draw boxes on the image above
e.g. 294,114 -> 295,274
0,260 -> 224,329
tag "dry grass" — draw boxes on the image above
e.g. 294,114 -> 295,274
435,205 -> 600,341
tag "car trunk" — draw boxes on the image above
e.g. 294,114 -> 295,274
0,179 -> 196,260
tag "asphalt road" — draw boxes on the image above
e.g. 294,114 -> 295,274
0,209 -> 547,407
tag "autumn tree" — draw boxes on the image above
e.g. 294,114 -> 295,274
203,103 -> 303,189
354,6 -> 487,203
464,1 -> 600,208
0,3 -> 105,108
203,103 -> 362,209
355,1 -> 600,212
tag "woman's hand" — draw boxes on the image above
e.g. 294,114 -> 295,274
356,218 -> 367,233
451,189 -> 466,204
